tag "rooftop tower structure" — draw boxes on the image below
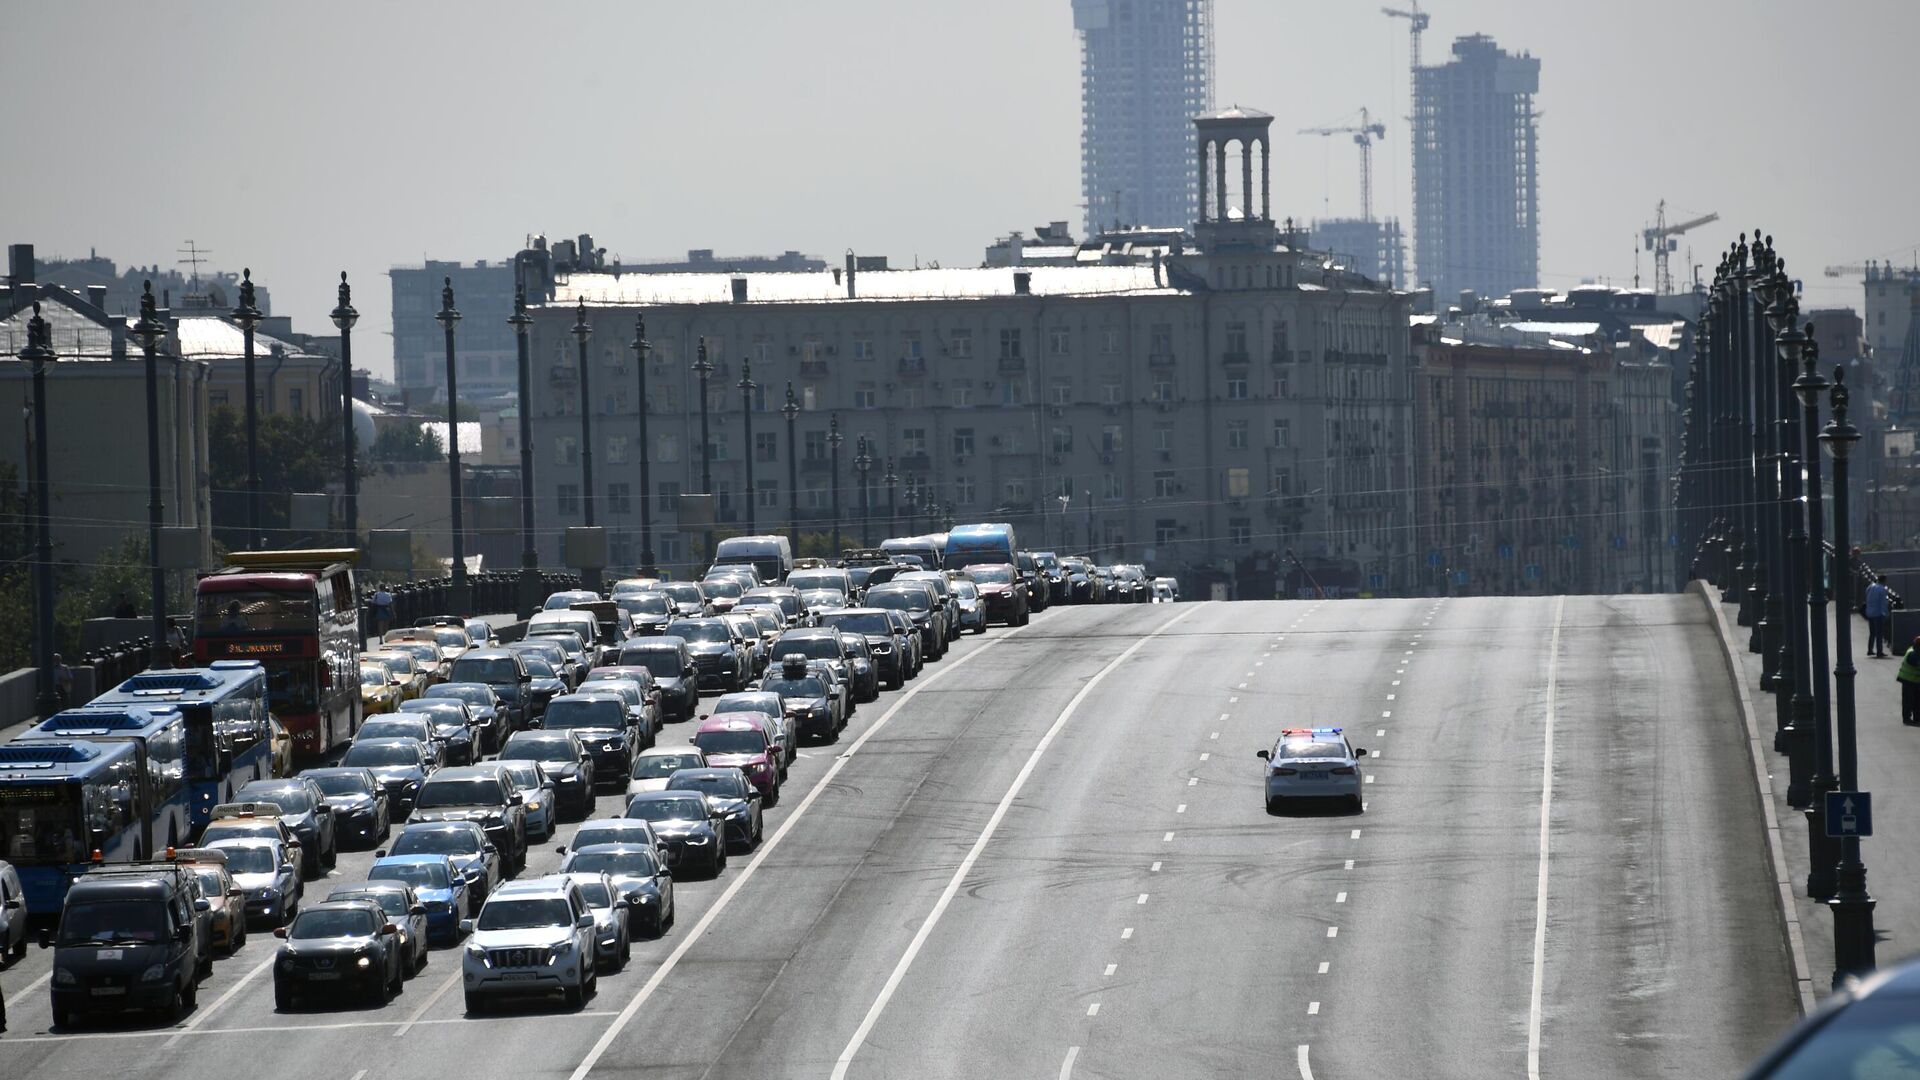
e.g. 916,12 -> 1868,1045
1073,0 -> 1214,238
1412,34 -> 1540,304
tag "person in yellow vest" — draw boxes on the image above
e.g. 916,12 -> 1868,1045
1900,637 -> 1920,726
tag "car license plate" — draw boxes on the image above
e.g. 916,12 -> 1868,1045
95,949 -> 123,960
1299,772 -> 1326,781
307,972 -> 341,980
90,986 -> 127,996
503,972 -> 537,981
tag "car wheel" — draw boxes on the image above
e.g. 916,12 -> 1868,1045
464,992 -> 486,1015
323,840 -> 337,870
198,947 -> 214,981
1348,795 -> 1365,814
764,784 -> 779,810
1266,797 -> 1283,815
177,973 -> 198,1016
388,959 -> 404,998
275,983 -> 294,1012
564,979 -> 585,1009
712,846 -> 728,878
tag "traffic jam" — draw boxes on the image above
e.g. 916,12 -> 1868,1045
0,528 -> 1177,1031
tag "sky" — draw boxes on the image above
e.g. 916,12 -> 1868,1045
5,0 -> 1917,379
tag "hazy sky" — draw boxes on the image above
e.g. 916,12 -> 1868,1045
6,1 -> 1916,378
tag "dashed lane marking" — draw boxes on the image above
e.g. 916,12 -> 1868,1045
1121,928 -> 1134,940
1308,1001 -> 1320,1015
1317,962 -> 1330,974
1060,1046 -> 1081,1080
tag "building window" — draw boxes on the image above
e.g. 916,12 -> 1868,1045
610,534 -> 633,567
1154,470 -> 1175,498
608,483 -> 631,514
854,383 -> 877,409
288,387 -> 304,414
1004,478 -> 1028,504
555,436 -> 578,465
1155,519 -> 1177,546
902,427 -> 927,455
1226,420 -> 1248,450
656,433 -> 680,463
1226,377 -> 1248,400
755,432 -> 777,463
903,333 -> 923,360
1102,424 -> 1123,453
1226,467 -> 1251,498
853,338 -> 874,361
1150,323 -> 1173,354
756,481 -> 779,509
557,484 -> 579,516
952,385 -> 973,407
1052,425 -> 1074,454
1050,378 -> 1072,405
1049,326 -> 1070,356
901,386 -> 922,409
606,434 -> 629,464
659,534 -> 681,564
1154,423 -> 1173,452
804,430 -> 828,462
1272,419 -> 1290,448
1102,383 -> 1122,405
1002,380 -> 1027,405
1272,371 -> 1290,398
1270,465 -> 1292,496
954,475 -> 975,504
999,328 -> 1023,360
1152,379 -> 1173,402
709,432 -> 729,461
658,481 -> 681,512
1103,473 -> 1123,500
1101,328 -> 1121,354
752,336 -> 772,363
1225,322 -> 1247,355
952,428 -> 976,457
800,336 -> 823,363
1229,517 -> 1252,545
950,329 -> 973,358
1272,322 -> 1291,360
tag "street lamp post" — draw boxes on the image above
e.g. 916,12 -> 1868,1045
129,283 -> 170,667
571,301 -> 599,591
828,416 -> 844,556
884,458 -> 899,537
233,269 -> 263,548
782,383 -> 800,552
693,338 -> 714,563
436,279 -> 470,611
740,359 -> 758,533
21,305 -> 58,714
331,272 -> 360,540
1822,365 -> 1876,985
854,437 -> 873,546
508,282 -> 539,618
1791,329 -> 1838,895
629,315 -> 658,577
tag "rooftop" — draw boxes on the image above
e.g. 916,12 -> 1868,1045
550,264 -> 1183,308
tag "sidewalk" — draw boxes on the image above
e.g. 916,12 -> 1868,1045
1712,592 -> 1914,996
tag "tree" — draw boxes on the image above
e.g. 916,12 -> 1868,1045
369,422 -> 443,463
208,405 -> 343,550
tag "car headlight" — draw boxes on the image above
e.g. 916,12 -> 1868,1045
54,967 -> 77,986
357,955 -> 373,968
635,892 -> 657,904
525,799 -> 542,811
256,887 -> 277,900
465,943 -> 487,961
140,964 -> 168,982
684,834 -> 712,844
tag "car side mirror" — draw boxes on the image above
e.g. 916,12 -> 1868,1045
316,804 -> 333,815
228,888 -> 244,899
192,898 -> 210,913
1354,748 -> 1368,757
576,913 -> 595,929
508,792 -> 524,806
484,843 -> 498,855
658,866 -> 671,878
555,845 -> 568,855
380,923 -> 397,935
613,898 -> 630,910
410,904 -> 427,916
374,849 -> 388,858
273,927 -> 289,938
1256,750 -> 1270,760
458,918 -> 474,934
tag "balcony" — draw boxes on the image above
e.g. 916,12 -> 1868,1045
799,359 -> 829,378
997,355 -> 1027,375
1148,352 -> 1177,368
899,452 -> 932,472
1220,350 -> 1251,367
898,356 -> 927,377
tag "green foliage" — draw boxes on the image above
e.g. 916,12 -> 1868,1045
369,422 -> 444,463
0,467 -> 158,670
207,405 -> 343,550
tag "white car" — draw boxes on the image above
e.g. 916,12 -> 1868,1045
461,877 -> 598,1012
1258,728 -> 1367,813
626,746 -> 709,800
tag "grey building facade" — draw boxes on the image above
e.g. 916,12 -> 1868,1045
1073,0 -> 1214,237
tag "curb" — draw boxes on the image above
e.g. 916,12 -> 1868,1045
1691,580 -> 1818,1015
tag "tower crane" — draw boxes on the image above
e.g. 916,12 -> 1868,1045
1382,2 -> 1430,73
1641,201 -> 1718,296
1299,108 -> 1388,223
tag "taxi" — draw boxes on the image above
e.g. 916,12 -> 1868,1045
178,848 -> 248,955
360,661 -> 401,716
1257,728 -> 1367,813
201,802 -> 305,873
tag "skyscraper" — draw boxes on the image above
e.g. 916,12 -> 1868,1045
1073,0 -> 1213,238
1412,34 -> 1540,304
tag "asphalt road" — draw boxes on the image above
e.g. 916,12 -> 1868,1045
0,596 -> 1799,1078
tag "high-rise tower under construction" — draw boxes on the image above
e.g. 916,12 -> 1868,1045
1073,0 -> 1214,238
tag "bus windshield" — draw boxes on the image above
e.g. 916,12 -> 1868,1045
196,590 -> 315,635
0,784 -> 85,864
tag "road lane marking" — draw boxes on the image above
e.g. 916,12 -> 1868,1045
1060,1046 -> 1081,1079
1391,680 -> 1401,686
1176,804 -> 1187,813
1326,926 -> 1338,938
828,606 -> 1198,1080
1386,693 -> 1396,701
350,1072 -> 368,1080
1350,829 -> 1362,839
1187,777 -> 1197,786
1527,595 -> 1568,1080
1104,963 -> 1117,976
568,612 -> 1045,1080
1298,1044 -> 1316,1080
1218,712 -> 1230,723
165,952 -> 276,1047
1308,1001 -> 1320,1015
1136,893 -> 1149,905
1229,697 -> 1239,703
393,965 -> 462,1037
1199,752 -> 1210,762
1344,860 -> 1354,870
1237,682 -> 1247,689
1210,732 -> 1220,740
1365,775 -> 1374,784
1376,729 -> 1385,736
1162,831 -> 1175,842
5,969 -> 52,1008
1317,962 -> 1329,974
1381,711 -> 1391,718
1335,892 -> 1346,903
2,1011 -> 621,1044
1087,1003 -> 1101,1017
1150,861 -> 1161,872
1121,928 -> 1133,939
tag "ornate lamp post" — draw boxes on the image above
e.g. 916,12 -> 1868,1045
129,283 -> 170,667
1821,365 -> 1876,985
629,315 -> 658,577
508,282 -> 539,618
1791,328 -> 1837,892
854,436 -> 873,546
782,383 -> 800,551
436,279 -> 470,611
693,338 -> 714,563
828,416 -> 844,555
331,272 -> 360,539
570,301 -> 600,591
233,269 -> 263,548
884,457 -> 899,536
740,359 -> 758,533
20,304 -> 58,713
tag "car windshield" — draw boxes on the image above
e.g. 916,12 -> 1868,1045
192,868 -> 226,894
703,579 -> 744,599
58,900 -> 169,945
413,779 -> 504,808
1279,740 -> 1348,760
447,660 -> 517,686
215,845 -> 278,873
628,797 -> 708,823
239,786 -> 312,814
574,881 -> 612,907
360,667 -> 386,687
618,649 -> 683,677
309,773 -> 371,797
359,721 -> 426,742
788,572 -> 844,591
952,581 -> 979,599
632,753 -> 702,779
762,677 -> 826,699
392,828 -> 479,856
675,622 -> 732,644
672,773 -> 746,798
626,594 -> 673,615
715,696 -> 778,715
369,862 -> 451,889
660,584 -> 703,604
775,637 -> 837,659
569,850 -> 660,876
477,897 -> 572,931
342,742 -> 420,767
289,908 -> 377,939
695,730 -> 768,756
867,590 -> 927,612
500,739 -> 576,765
499,763 -> 541,788
968,566 -> 1014,584
823,612 -> 893,635
544,699 -> 626,728
334,890 -> 407,916
522,657 -> 558,678
529,630 -> 585,654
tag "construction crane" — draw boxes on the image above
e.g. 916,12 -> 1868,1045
1641,201 -> 1717,296
1382,2 -> 1430,73
1299,109 -> 1388,222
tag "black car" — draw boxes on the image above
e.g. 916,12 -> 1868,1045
510,636 -> 581,692
819,609 -> 907,689
669,618 -> 754,691
617,637 -> 700,722
428,675 -> 516,749
498,731 -> 596,820
620,592 -> 676,636
623,791 -> 728,878
301,767 -> 392,849
235,777 -> 338,877
398,700 -> 479,766
539,692 -> 639,789
273,900 -> 404,1009
515,654 -> 569,720
866,583 -> 950,656
406,766 -> 529,874
663,767 -> 763,852
445,648 -> 533,733
50,863 -> 212,1026
339,737 -> 434,818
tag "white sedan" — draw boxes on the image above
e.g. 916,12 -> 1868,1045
1258,728 -> 1367,813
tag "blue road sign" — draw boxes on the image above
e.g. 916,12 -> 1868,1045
1524,564 -> 1542,580
1452,570 -> 1469,586
1368,573 -> 1385,589
1825,791 -> 1873,838
1498,544 -> 1515,560
1427,550 -> 1443,567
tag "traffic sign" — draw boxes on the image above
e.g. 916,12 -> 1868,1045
1498,544 -> 1514,560
1368,573 -> 1385,589
1825,791 -> 1873,838
1427,549 -> 1443,567
1452,570 -> 1469,586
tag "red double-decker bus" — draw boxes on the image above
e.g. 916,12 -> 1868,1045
193,549 -> 362,760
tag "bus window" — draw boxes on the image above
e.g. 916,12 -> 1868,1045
266,666 -> 319,714
0,786 -> 85,864
183,705 -> 223,779
145,719 -> 186,804
197,590 -> 317,635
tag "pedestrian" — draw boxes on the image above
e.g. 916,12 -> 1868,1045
370,585 -> 395,638
52,653 -> 72,709
1865,576 -> 1892,657
112,592 -> 137,619
1901,636 -> 1920,726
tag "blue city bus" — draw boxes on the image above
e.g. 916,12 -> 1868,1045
83,662 -> 275,835
0,740 -> 149,916
14,704 -> 194,869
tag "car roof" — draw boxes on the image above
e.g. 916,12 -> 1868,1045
669,768 -> 741,783
348,736 -> 423,749
491,877 -> 574,899
398,819 -> 481,833
330,881 -> 411,896
570,843 -> 656,856
302,766 -> 375,779
306,898 -> 383,915
696,716 -> 764,733
627,790 -> 707,803
636,745 -> 702,758
429,765 -> 505,781
373,853 -> 453,866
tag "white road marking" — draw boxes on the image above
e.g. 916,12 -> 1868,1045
567,614 -> 1043,1080
1386,693 -> 1396,701
1187,777 -> 1197,786
1391,680 -> 1401,686
393,964 -> 462,1038
1199,752 -> 1210,762
4,1011 -> 619,1044
1365,775 -> 1375,784
1229,697 -> 1239,703
1103,963 -> 1117,977
1176,804 -> 1187,813
1326,926 -> 1338,938
1317,962 -> 1330,974
1209,732 -> 1219,740
165,952 -> 276,1047
350,1072 -> 368,1080
1396,669 -> 1405,675
1308,1001 -> 1320,1015
1121,927 -> 1133,940
1382,711 -> 1391,718
827,607 -> 1197,1080
1150,861 -> 1161,872
1218,712 -> 1231,723
1344,860 -> 1354,870
1087,1003 -> 1101,1017
1372,749 -> 1383,758
1298,1044 -> 1316,1080
5,969 -> 52,1008
1528,595 -> 1568,1080
1136,893 -> 1149,905
1060,1046 -> 1082,1079
1350,829 -> 1362,839
1376,729 -> 1385,737
1237,682 -> 1248,689
1162,831 -> 1175,842
1404,650 -> 1413,656
1335,892 -> 1347,903
1255,660 -> 1265,667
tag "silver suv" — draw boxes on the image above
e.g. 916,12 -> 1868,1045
461,876 -> 598,1012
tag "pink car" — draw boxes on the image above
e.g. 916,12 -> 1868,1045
692,717 -> 781,806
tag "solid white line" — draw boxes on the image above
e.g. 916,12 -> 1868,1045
1059,1045 -> 1081,1079
568,614 -> 1043,1080
165,952 -> 276,1047
392,965 -> 462,1038
5,969 -> 52,1008
1527,595 -> 1567,1080
828,606 -> 1198,1079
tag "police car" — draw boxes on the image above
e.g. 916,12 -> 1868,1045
1257,728 -> 1367,813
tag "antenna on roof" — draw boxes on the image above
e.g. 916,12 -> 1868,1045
177,240 -> 211,289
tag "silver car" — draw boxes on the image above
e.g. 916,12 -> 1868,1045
559,871 -> 630,972
461,877 -> 598,1012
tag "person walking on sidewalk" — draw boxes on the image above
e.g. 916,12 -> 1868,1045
1899,637 -> 1920,726
1865,576 -> 1892,657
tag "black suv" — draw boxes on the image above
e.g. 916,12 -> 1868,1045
617,637 -> 700,721
498,731 -> 596,821
445,649 -> 534,733
51,862 -> 213,1026
272,898 -> 404,1009
539,692 -> 639,789
407,766 -> 529,874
